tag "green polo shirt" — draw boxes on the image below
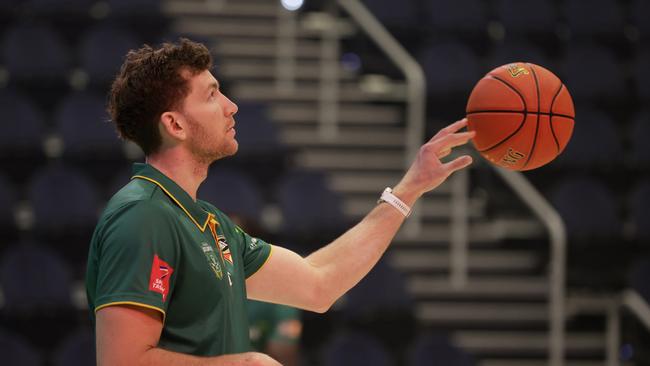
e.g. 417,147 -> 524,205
85,163 -> 273,356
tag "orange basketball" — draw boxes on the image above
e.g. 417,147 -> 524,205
466,62 -> 575,171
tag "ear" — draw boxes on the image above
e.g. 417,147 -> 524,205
159,111 -> 187,142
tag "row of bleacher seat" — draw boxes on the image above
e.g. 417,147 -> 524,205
0,22 -> 162,90
2,88 -> 649,174
361,0 -> 650,41
418,41 -> 649,101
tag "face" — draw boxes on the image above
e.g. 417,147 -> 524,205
178,69 -> 239,164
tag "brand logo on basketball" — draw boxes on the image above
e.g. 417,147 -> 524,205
506,64 -> 529,78
500,148 -> 526,166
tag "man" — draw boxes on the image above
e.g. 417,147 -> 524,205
86,39 -> 474,365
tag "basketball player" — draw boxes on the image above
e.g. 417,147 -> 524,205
86,39 -> 474,365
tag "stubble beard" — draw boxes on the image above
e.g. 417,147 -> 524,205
185,114 -> 237,165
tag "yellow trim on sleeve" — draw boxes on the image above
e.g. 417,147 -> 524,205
246,244 -> 274,279
95,301 -> 166,323
132,175 -> 210,232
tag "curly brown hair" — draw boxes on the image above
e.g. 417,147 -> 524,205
108,38 -> 212,155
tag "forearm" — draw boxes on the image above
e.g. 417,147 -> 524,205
139,348 -> 272,366
305,184 -> 419,309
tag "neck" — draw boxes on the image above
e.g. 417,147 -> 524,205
146,148 -> 209,201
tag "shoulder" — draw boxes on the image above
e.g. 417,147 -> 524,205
98,181 -> 178,234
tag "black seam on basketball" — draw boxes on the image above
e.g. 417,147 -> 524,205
476,75 -> 528,153
467,110 -> 574,119
522,64 -> 541,169
548,83 -> 565,153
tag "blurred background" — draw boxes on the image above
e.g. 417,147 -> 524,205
0,0 -> 648,365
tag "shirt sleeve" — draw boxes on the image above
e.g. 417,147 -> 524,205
235,225 -> 272,279
93,200 -> 180,317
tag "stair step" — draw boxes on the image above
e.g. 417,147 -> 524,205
213,38 -> 322,59
219,60 -> 357,81
163,1 -> 278,18
344,196 -> 485,219
456,331 -> 604,355
295,149 -> 404,171
328,171 -> 453,195
172,18 -> 278,38
390,250 -> 539,273
393,219 -> 545,244
416,302 -> 547,325
281,126 -> 406,148
270,103 -> 402,125
408,276 -> 548,300
232,82 -> 409,102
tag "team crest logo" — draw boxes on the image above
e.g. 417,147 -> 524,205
217,235 -> 233,265
149,254 -> 174,301
201,242 -> 223,279
506,63 -> 529,78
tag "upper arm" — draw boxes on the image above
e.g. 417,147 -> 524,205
96,304 -> 163,366
245,245 -> 326,312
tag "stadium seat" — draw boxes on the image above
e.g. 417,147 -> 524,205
423,0 -> 487,35
494,0 -> 557,36
630,0 -> 650,40
556,106 -> 621,168
22,0 -> 97,17
0,173 -> 16,237
361,0 -> 419,35
0,90 -> 46,179
52,328 -> 96,366
630,180 -> 650,242
0,328 -> 43,366
55,91 -> 122,158
28,163 -> 100,232
634,47 -> 650,101
562,0 -> 624,39
341,257 -> 416,352
409,332 -> 476,366
199,168 -> 265,223
0,242 -> 77,349
630,109 -> 650,167
323,331 -> 394,366
1,23 -> 71,84
418,42 -> 481,97
562,43 -> 625,102
79,25 -> 140,85
550,177 -> 621,240
275,169 -> 347,251
486,40 -> 550,70
27,164 -> 101,265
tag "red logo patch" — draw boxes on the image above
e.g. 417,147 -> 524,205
149,254 -> 173,302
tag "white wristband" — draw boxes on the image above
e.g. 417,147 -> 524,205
377,187 -> 411,217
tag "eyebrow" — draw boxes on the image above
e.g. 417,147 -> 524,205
207,81 -> 220,92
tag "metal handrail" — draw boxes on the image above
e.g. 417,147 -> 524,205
335,0 -> 427,238
609,290 -> 650,366
493,168 -> 566,366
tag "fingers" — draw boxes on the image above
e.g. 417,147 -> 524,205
443,155 -> 473,173
431,118 -> 469,141
430,130 -> 475,153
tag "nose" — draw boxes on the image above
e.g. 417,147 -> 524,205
223,94 -> 238,117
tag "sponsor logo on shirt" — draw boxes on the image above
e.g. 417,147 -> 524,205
149,254 -> 173,302
249,237 -> 259,250
201,242 -> 223,280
